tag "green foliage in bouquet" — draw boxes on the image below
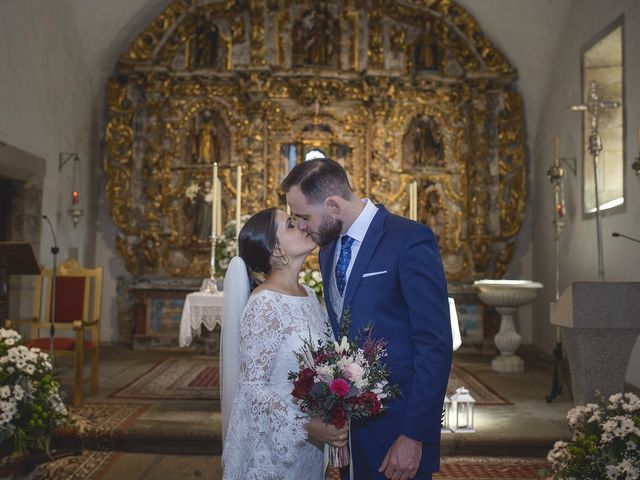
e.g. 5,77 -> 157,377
547,392 -> 640,480
0,328 -> 68,454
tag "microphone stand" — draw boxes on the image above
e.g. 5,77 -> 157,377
612,232 -> 640,244
42,215 -> 59,355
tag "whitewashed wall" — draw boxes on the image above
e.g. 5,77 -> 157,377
531,0 -> 640,388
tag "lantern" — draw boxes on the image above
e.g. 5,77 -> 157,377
451,386 -> 476,432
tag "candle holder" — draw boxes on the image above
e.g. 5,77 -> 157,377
59,153 -> 84,228
200,235 -> 220,294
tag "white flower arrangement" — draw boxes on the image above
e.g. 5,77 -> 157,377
213,214 -> 252,277
547,392 -> 640,479
298,268 -> 323,300
0,328 -> 68,455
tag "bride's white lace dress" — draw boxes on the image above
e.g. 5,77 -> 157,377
222,285 -> 328,480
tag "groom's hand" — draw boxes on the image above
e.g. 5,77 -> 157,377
378,435 -> 422,480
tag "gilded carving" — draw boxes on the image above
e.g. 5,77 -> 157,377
104,0 -> 526,285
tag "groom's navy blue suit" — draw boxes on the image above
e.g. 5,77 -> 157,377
320,206 -> 452,479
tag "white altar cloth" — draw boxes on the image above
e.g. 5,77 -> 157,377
179,291 -> 224,347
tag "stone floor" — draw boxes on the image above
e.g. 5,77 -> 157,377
21,344 -> 580,479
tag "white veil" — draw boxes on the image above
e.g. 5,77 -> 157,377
220,256 -> 250,442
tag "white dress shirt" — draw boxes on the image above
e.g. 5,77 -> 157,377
332,199 -> 379,285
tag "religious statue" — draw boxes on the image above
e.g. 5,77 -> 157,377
414,19 -> 440,71
412,117 -> 445,168
419,188 -> 446,250
190,180 -> 213,242
194,111 -> 217,164
292,3 -> 338,67
193,14 -> 219,69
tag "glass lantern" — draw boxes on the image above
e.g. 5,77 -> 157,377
441,395 -> 452,432
451,386 -> 476,432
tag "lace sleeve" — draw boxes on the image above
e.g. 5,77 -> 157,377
222,293 -> 309,478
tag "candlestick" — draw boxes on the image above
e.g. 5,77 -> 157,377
235,165 -> 242,239
211,163 -> 218,238
637,127 -> 640,150
554,137 -> 559,165
72,191 -> 79,205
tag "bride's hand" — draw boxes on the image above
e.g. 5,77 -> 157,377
306,416 -> 349,448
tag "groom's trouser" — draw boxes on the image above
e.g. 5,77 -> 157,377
342,438 -> 433,480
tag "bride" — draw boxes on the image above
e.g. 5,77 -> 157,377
221,207 -> 348,479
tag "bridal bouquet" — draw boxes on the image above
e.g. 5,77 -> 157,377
0,328 -> 68,455
547,392 -> 640,479
288,314 -> 400,468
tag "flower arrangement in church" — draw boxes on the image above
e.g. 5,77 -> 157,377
0,328 -> 68,455
298,268 -> 323,301
547,392 -> 640,480
288,313 -> 400,468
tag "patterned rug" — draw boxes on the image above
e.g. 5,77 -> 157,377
108,357 -> 508,405
28,450 -> 120,480
68,403 -> 150,450
447,365 -> 511,405
434,456 -> 550,479
326,457 -> 549,480
109,356 -> 218,400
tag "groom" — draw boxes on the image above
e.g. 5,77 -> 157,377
283,158 -> 452,480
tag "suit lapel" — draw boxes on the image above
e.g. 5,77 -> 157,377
342,207 -> 388,315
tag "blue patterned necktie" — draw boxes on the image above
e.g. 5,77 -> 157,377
335,235 -> 355,297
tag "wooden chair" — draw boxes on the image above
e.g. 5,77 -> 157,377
5,258 -> 103,405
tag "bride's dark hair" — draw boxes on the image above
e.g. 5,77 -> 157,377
238,207 -> 278,288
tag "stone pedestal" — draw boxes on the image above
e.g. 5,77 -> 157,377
550,282 -> 640,404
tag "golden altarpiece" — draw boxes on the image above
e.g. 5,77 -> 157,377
105,0 -> 526,346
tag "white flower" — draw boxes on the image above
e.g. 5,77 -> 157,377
334,336 -> 350,355
185,182 -> 200,201
311,271 -> 322,282
316,364 -> 334,383
13,385 -> 24,401
342,362 -> 364,382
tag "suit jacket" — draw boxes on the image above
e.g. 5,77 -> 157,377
320,206 -> 452,474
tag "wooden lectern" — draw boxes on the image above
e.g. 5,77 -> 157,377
0,242 -> 40,326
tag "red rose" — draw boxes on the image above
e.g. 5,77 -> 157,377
360,391 -> 382,415
292,368 -> 316,399
330,405 -> 347,429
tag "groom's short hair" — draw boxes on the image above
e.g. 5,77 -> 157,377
281,158 -> 353,205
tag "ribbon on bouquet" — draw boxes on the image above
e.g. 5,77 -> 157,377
323,419 -> 353,480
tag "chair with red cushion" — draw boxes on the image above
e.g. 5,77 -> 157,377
5,258 -> 103,405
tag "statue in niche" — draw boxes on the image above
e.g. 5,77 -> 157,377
193,14 -> 219,69
414,19 -> 440,71
188,179 -> 213,243
412,117 -> 445,168
193,110 -> 218,164
419,188 -> 446,249
292,3 -> 339,67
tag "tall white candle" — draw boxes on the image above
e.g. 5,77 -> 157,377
211,162 -> 218,238
235,165 -> 242,239
216,176 -> 222,238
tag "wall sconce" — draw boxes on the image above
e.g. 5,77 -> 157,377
59,153 -> 83,228
633,129 -> 640,179
450,386 -> 476,433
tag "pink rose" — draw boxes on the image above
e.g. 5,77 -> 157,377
329,378 -> 350,397
342,363 -> 364,382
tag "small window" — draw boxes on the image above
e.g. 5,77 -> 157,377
581,19 -> 624,215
